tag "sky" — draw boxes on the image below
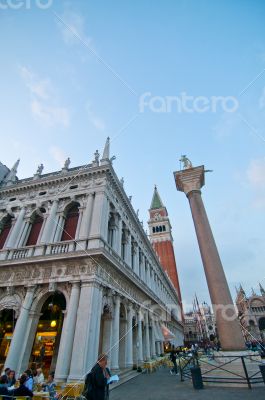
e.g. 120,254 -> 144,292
0,0 -> 265,311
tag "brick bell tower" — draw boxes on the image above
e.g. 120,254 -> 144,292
148,186 -> 182,307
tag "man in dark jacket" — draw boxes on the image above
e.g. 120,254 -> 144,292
85,354 -> 110,400
13,374 -> 33,398
0,375 -> 9,400
169,351 -> 178,375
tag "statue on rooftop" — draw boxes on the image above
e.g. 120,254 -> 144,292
94,150 -> 100,163
179,155 -> 193,169
64,157 -> 71,170
36,164 -> 44,175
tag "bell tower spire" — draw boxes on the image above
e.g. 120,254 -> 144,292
148,186 -> 182,307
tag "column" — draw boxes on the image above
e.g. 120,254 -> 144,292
144,312 -> 151,361
160,341 -> 164,355
125,303 -> 133,368
5,207 -> 26,248
5,285 -> 36,371
125,231 -> 132,267
116,215 -> 122,256
174,165 -> 245,351
78,194 -> 94,239
150,319 -> 157,358
132,242 -> 139,274
17,220 -> 30,247
146,263 -> 151,287
137,309 -> 143,364
111,295 -> 120,370
53,214 -> 64,242
101,316 -> 113,364
55,281 -> 81,381
40,200 -> 59,244
89,192 -> 109,241
68,282 -> 102,380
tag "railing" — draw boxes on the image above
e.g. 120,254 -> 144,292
179,352 -> 264,389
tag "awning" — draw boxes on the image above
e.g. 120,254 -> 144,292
153,323 -> 164,341
161,324 -> 176,341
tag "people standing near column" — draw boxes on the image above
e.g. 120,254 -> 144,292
84,354 -> 110,400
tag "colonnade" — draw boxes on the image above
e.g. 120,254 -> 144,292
4,281 -> 165,381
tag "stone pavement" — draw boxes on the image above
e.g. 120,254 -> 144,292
110,367 -> 265,400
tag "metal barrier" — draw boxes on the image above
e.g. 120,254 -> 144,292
179,353 -> 265,389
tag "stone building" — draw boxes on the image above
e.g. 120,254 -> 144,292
0,139 -> 183,381
184,298 -> 216,346
236,284 -> 265,342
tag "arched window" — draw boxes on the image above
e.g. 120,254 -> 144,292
152,227 -> 156,233
26,213 -> 44,246
159,226 -> 162,232
61,204 -> 79,241
0,215 -> 13,249
162,225 -> 166,231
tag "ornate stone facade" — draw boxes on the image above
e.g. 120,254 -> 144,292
236,284 -> 265,343
0,140 -> 183,381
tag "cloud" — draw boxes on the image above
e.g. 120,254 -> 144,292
246,158 -> 265,209
85,103 -> 105,131
31,100 -> 69,127
49,146 -> 67,167
19,66 -> 70,127
212,112 -> 240,139
56,10 -> 92,47
247,158 -> 265,188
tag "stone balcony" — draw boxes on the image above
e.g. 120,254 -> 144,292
0,237 -> 177,314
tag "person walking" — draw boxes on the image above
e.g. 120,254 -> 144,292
169,351 -> 178,375
84,354 -> 111,400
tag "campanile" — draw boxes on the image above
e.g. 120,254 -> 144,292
148,186 -> 182,306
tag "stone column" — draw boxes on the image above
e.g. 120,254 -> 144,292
101,316 -> 113,363
53,214 -> 64,242
145,260 -> 149,285
5,207 -> 26,248
5,285 -> 36,371
111,295 -> 120,370
40,200 -> 59,244
17,220 -> 30,247
68,282 -> 103,380
78,194 -> 94,240
89,191 -> 109,242
125,303 -> 133,368
125,230 -> 132,267
137,309 -> 143,364
144,312 -> 151,361
116,215 -> 122,256
174,165 -> 245,351
150,319 -> 157,358
132,241 -> 139,274
55,281 -> 81,381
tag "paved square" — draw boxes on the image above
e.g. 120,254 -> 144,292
111,368 -> 265,400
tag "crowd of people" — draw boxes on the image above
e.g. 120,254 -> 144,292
0,367 -> 56,399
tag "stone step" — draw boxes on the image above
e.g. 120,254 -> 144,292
110,369 -> 141,391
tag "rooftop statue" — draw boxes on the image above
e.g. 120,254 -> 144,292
179,155 -> 193,169
64,157 -> 71,170
36,163 -> 44,175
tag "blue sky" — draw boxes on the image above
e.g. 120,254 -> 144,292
1,0 -> 265,310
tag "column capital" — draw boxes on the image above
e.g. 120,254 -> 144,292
69,280 -> 80,288
174,165 -> 205,196
26,284 -> 37,293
